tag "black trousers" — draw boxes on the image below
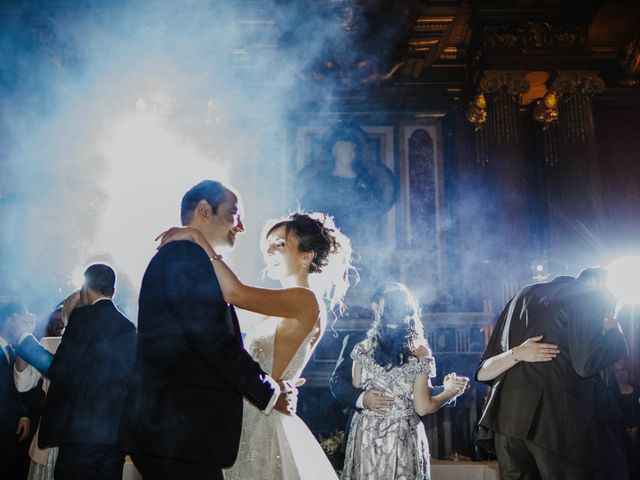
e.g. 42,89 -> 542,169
54,443 -> 125,480
495,433 -> 592,480
132,453 -> 223,480
592,420 -> 629,480
0,433 -> 20,480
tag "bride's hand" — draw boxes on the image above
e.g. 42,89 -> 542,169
155,227 -> 207,250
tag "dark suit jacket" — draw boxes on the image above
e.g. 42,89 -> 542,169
16,299 -> 136,448
0,342 -> 27,448
330,333 -> 368,410
120,241 -> 277,468
476,277 -> 628,469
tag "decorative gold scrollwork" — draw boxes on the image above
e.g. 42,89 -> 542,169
549,72 -> 605,97
483,23 -> 588,51
466,93 -> 487,131
477,71 -> 530,96
533,91 -> 559,130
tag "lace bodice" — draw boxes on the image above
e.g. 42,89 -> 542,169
352,341 -> 436,417
245,317 -> 320,381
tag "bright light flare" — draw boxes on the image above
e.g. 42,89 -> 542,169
606,256 -> 640,305
94,107 -> 230,300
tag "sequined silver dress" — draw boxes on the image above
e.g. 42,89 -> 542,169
224,317 -> 338,480
341,342 -> 436,480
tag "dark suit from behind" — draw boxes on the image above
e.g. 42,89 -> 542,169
16,298 -> 136,480
330,332 -> 368,411
476,277 -> 628,478
120,241 -> 277,477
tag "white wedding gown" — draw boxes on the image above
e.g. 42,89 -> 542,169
224,317 -> 338,480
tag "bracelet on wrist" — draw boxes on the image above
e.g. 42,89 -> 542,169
511,348 -> 520,362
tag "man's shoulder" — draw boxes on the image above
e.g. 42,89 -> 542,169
147,241 -> 211,276
98,301 -> 135,329
64,305 -> 92,332
156,240 -> 206,258
517,278 -> 577,304
75,302 -> 135,338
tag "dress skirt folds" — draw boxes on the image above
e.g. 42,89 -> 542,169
224,399 -> 338,480
341,341 -> 435,480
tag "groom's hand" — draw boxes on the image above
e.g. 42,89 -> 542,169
273,379 -> 304,416
363,389 -> 394,414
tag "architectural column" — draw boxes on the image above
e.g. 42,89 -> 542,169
542,71 -> 606,270
467,71 -> 532,307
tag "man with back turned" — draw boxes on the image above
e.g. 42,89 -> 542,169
476,269 -> 628,479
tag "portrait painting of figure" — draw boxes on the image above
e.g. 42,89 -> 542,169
295,124 -> 398,246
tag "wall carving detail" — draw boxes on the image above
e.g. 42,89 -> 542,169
483,22 -> 589,51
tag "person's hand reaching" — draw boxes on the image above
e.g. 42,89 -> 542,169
443,373 -> 469,398
16,417 -> 30,442
155,227 -> 216,257
512,335 -> 559,363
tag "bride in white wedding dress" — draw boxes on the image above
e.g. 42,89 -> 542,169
160,212 -> 352,480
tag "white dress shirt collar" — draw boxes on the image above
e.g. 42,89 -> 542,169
91,297 -> 111,305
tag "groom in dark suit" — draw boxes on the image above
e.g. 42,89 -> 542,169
120,180 -> 292,480
14,263 -> 136,480
476,271 -> 628,479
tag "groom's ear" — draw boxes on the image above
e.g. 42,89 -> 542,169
195,200 -> 213,220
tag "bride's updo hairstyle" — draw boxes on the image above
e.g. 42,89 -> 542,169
264,212 -> 353,312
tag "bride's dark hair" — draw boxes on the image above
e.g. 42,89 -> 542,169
263,211 -> 353,312
366,282 -> 427,370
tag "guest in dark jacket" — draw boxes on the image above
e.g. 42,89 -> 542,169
14,263 -> 136,480
0,301 -> 32,478
611,359 -> 640,479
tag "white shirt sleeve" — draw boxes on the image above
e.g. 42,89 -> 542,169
356,391 -> 365,409
14,363 -> 42,392
261,375 -> 281,415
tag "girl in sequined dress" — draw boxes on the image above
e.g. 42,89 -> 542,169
159,212 -> 352,480
341,283 -> 464,480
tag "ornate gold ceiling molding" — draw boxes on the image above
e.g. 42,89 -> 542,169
483,22 -> 589,51
549,71 -> 606,97
478,70 -> 530,96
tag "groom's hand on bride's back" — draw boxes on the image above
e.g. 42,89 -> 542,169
274,379 -> 305,415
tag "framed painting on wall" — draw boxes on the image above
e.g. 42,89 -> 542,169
293,123 -> 398,248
